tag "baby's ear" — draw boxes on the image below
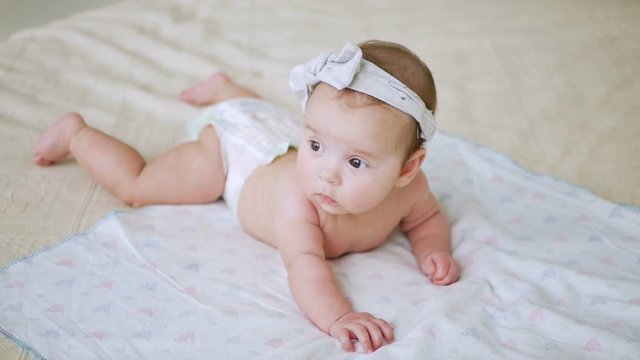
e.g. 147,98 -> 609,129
395,148 -> 426,187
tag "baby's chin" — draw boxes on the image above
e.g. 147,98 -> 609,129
309,194 -> 350,215
319,206 -> 350,216
313,197 -> 377,217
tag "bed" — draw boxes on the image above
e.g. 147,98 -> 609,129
1,0 -> 639,358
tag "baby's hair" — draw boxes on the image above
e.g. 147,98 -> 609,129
339,40 -> 437,157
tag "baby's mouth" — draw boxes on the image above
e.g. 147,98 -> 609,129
317,193 -> 337,206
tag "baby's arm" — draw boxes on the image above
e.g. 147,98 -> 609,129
401,174 -> 460,285
277,212 -> 393,352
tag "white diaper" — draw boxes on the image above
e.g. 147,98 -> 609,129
187,98 -> 300,215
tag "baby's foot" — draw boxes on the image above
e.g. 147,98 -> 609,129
33,112 -> 86,166
179,72 -> 232,106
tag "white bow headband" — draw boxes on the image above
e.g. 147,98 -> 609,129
289,43 -> 436,142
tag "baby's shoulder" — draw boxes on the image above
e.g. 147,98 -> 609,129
274,175 -> 319,224
400,171 -> 432,200
395,171 -> 439,217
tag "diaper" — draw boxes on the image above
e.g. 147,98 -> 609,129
187,98 -> 300,215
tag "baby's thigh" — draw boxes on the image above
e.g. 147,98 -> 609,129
134,126 -> 225,206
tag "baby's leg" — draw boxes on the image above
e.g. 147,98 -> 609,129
180,72 -> 260,106
33,113 -> 225,207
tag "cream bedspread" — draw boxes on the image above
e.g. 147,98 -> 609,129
1,0 -> 639,358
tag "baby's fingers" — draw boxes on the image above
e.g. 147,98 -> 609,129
441,262 -> 461,285
350,324 -> 374,353
421,256 -> 436,278
332,327 -> 355,352
330,313 -> 394,352
364,321 -> 386,352
431,259 -> 451,282
375,318 -> 395,344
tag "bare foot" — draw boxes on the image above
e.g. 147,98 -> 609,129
179,72 -> 233,106
179,72 -> 258,106
33,112 -> 86,166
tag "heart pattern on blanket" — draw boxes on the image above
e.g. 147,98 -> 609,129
1,133 -> 638,359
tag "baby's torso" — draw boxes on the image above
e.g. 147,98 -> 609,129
237,150 -> 410,258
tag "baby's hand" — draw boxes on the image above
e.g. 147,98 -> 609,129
329,311 -> 394,353
419,252 -> 460,285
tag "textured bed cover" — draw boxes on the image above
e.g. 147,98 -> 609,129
1,0 -> 639,358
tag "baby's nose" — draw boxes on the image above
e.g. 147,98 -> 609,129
319,167 -> 340,185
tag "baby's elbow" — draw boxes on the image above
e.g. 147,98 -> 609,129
405,210 -> 450,241
283,251 -> 325,272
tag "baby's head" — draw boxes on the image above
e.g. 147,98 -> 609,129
336,40 -> 437,158
291,41 -> 437,215
291,40 -> 437,161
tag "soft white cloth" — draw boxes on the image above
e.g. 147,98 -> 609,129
187,98 -> 300,215
1,133 -> 639,359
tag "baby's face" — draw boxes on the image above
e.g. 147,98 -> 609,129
297,83 -> 412,215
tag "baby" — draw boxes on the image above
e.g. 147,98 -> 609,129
33,40 -> 460,353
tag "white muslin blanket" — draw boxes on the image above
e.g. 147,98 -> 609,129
1,133 -> 639,359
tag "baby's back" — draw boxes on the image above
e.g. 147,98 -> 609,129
236,150 -> 298,247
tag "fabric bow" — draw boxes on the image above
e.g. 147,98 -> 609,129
290,44 -> 364,105
289,43 -> 437,142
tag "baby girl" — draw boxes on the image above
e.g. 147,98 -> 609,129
33,40 -> 460,352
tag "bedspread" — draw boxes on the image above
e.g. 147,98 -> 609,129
1,133 -> 639,359
1,0 -> 639,358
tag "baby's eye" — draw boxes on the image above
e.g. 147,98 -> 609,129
309,140 -> 321,152
348,158 -> 366,169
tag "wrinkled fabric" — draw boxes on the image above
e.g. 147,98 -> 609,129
1,132 -> 638,359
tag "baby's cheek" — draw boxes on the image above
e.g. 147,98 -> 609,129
348,181 -> 392,212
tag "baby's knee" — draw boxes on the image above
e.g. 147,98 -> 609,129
113,183 -> 144,208
128,197 -> 146,208
128,187 -> 153,208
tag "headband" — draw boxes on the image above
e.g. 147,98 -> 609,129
289,43 -> 436,142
